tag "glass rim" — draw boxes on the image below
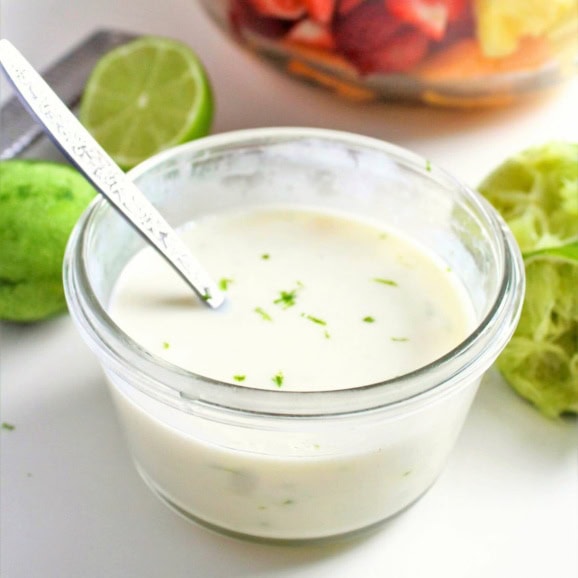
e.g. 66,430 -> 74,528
63,127 -> 525,418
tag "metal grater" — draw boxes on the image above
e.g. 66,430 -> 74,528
0,29 -> 138,159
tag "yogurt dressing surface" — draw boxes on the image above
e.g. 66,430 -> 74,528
109,206 -> 475,390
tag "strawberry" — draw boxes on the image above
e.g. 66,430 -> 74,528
385,0 -> 449,40
337,0 -> 366,16
445,0 -> 468,22
353,28 -> 429,74
334,1 -> 400,59
304,0 -> 336,23
248,0 -> 307,20
286,18 -> 336,49
230,0 -> 294,38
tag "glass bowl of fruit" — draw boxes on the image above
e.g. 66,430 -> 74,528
200,0 -> 578,107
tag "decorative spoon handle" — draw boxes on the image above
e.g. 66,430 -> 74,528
0,38 -> 225,309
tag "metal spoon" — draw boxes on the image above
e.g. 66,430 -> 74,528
0,38 -> 225,309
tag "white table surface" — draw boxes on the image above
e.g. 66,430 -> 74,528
1,1 -> 577,577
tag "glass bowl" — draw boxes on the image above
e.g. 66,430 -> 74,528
199,0 -> 578,107
64,128 -> 524,543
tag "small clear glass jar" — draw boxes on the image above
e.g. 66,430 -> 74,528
200,0 -> 578,107
64,128 -> 524,543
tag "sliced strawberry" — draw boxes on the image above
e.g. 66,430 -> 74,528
445,0 -> 468,22
230,0 -> 294,38
286,18 -> 336,49
432,2 -> 474,51
334,1 -> 401,59
304,0 -> 336,23
353,28 -> 429,74
385,0 -> 450,40
248,0 -> 307,20
337,0 -> 366,16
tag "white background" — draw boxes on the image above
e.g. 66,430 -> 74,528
1,1 -> 577,577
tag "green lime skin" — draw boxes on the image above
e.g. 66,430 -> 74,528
0,160 -> 95,322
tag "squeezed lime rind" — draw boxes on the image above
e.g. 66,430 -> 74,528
479,142 -> 578,418
496,258 -> 578,418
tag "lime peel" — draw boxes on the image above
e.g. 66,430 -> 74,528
479,142 -> 578,418
0,160 -> 96,322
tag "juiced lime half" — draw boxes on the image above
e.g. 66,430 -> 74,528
479,142 -> 578,418
80,36 -> 214,170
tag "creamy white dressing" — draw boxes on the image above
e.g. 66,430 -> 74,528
106,205 -> 479,540
109,206 -> 475,390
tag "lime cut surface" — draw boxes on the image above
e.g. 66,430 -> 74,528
80,36 -> 214,170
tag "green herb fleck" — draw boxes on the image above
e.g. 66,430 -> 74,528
282,499 -> 295,506
425,159 -> 432,172
373,278 -> 398,287
261,253 -> 270,260
272,371 -> 284,388
1,422 -> 15,431
391,337 -> 409,342
274,286 -> 301,309
305,314 -> 327,326
233,375 -> 246,383
363,316 -> 375,323
254,307 -> 273,321
324,330 -> 331,339
201,289 -> 212,302
162,341 -> 170,350
403,470 -> 412,477
219,277 -> 234,291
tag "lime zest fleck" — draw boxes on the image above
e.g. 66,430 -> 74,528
273,284 -> 303,309
233,375 -> 246,383
201,289 -> 212,302
373,278 -> 398,286
363,316 -> 375,323
324,330 -> 331,339
272,371 -> 284,388
304,314 -> 327,326
391,337 -> 409,342
162,341 -> 170,350
282,499 -> 294,505
254,307 -> 273,321
425,159 -> 432,172
274,290 -> 297,308
261,253 -> 270,260
219,277 -> 234,291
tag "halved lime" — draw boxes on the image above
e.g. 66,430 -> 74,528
80,36 -> 214,170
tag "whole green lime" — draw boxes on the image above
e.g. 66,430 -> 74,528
0,160 -> 95,322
